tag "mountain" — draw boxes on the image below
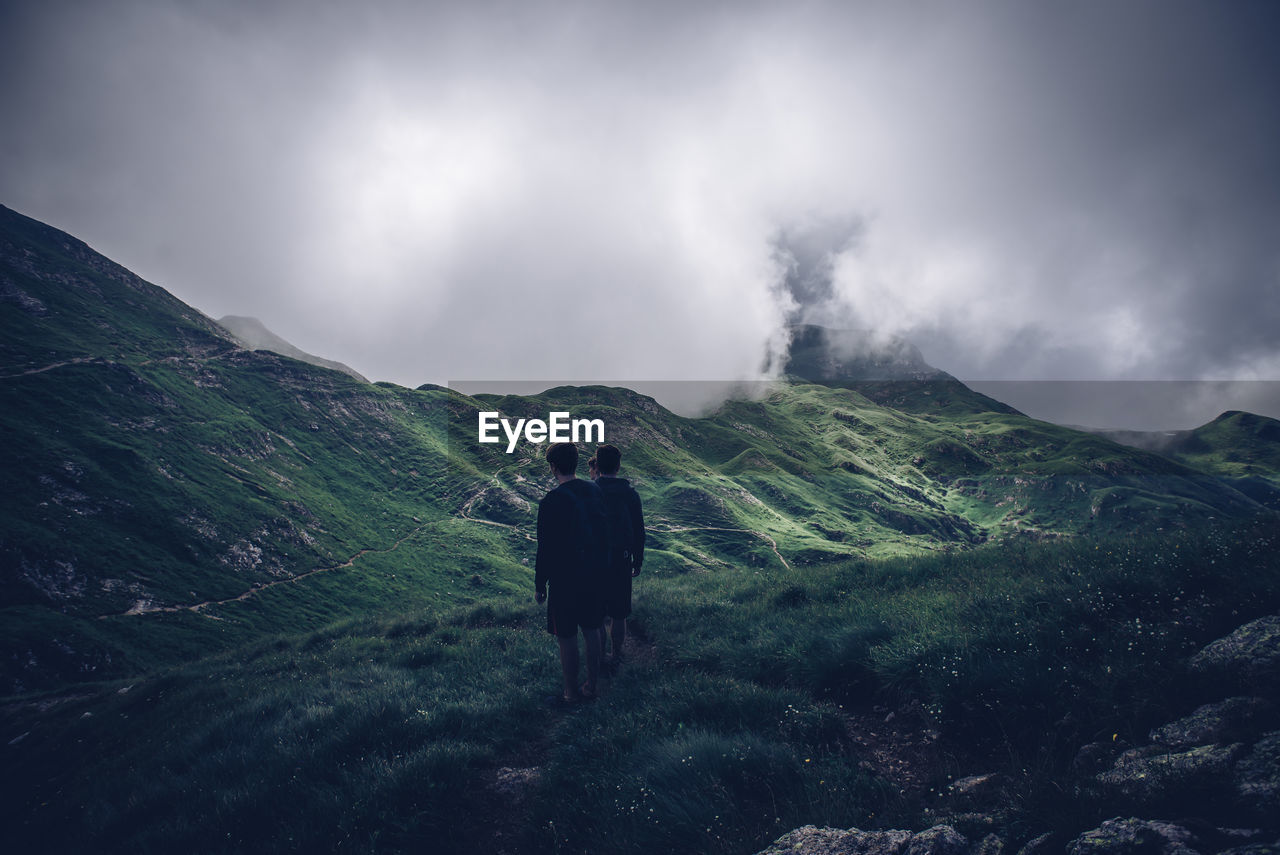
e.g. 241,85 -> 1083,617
216,314 -> 368,382
1089,411 -> 1280,509
1163,410 -> 1280,508
783,324 -> 1021,416
0,203 -> 1273,694
783,324 -> 948,383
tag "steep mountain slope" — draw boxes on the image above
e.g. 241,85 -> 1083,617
0,204 -> 230,367
1,205 -> 525,690
0,204 -> 1271,694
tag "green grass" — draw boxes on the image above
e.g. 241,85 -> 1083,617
5,518 -> 1277,854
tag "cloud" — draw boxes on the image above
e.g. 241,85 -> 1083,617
2,0 -> 1278,422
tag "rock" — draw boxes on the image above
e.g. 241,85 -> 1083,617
1014,833 -> 1055,855
1189,616 -> 1280,687
1066,818 -> 1201,855
972,833 -> 1004,855
949,774 -> 1001,798
1217,844 -> 1280,855
1073,740 -> 1124,776
1149,698 -> 1272,749
755,826 -> 910,855
1096,743 -> 1244,803
906,825 -> 969,855
1235,730 -> 1280,816
940,773 -> 1005,821
754,825 -> 967,855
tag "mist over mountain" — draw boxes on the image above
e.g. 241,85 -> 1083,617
782,324 -> 946,384
216,314 -> 368,382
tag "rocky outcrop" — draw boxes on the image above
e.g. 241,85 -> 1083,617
1148,697 -> 1272,749
1096,742 -> 1244,802
759,820 -> 1277,855
767,617 -> 1280,855
1067,819 -> 1201,855
1189,615 -> 1280,689
1093,618 -> 1280,819
1235,730 -> 1280,816
1066,818 -> 1276,855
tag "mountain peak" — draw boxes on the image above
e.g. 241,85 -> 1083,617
216,315 -> 367,382
782,324 -> 948,383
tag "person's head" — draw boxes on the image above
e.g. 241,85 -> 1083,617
546,442 -> 578,478
595,444 -> 622,476
587,456 -> 599,480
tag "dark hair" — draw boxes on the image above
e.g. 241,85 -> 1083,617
595,444 -> 621,475
545,442 -> 578,475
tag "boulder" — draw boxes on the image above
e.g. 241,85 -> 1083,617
1189,616 -> 1280,687
1235,730 -> 1280,816
1096,743 -> 1244,803
755,825 -> 968,855
1014,832 -> 1056,855
906,825 -> 970,855
971,834 -> 1004,855
755,826 -> 910,855
1216,845 -> 1280,855
1066,818 -> 1201,855
1073,740 -> 1124,776
1148,698 -> 1272,749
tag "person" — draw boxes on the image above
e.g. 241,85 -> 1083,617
590,443 -> 645,671
535,442 -> 608,703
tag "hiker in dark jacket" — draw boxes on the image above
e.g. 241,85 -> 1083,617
535,442 -> 607,702
590,444 -> 645,670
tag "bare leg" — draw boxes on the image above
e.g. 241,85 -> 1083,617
597,623 -> 610,659
557,636 -> 580,701
610,617 -> 626,662
582,626 -> 602,696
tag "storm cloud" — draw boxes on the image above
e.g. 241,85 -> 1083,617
3,0 -> 1278,426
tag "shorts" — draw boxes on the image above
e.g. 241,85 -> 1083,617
602,563 -> 633,620
546,582 -> 605,639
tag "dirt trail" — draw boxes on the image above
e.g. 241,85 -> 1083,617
0,356 -> 98,379
459,490 -> 536,542
105,521 -> 437,619
469,622 -> 660,853
650,522 -> 793,569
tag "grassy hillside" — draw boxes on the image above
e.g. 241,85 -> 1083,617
1,203 -> 1270,695
1163,411 -> 1280,509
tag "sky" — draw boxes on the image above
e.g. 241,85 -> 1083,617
3,0 -> 1279,428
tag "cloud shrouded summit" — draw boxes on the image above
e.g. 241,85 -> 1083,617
2,0 -> 1279,415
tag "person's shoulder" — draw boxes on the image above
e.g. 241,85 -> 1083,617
574,478 -> 604,500
608,477 -> 640,499
540,484 -> 572,507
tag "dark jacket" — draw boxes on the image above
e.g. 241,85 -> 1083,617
535,477 -> 608,592
595,475 -> 645,573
